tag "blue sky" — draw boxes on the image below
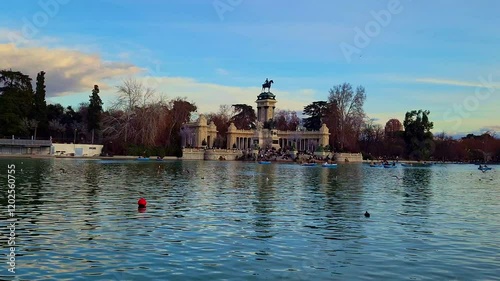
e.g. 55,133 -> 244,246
1,0 -> 499,136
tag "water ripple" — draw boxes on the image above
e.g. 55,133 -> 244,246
0,160 -> 499,280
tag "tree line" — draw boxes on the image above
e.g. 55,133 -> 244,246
0,70 -> 198,157
1,69 -> 498,161
0,69 -> 103,143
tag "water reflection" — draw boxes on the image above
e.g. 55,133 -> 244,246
253,164 -> 276,239
401,168 -> 432,217
323,164 -> 364,220
0,159 -> 498,280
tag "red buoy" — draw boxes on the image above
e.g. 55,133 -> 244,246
138,198 -> 147,208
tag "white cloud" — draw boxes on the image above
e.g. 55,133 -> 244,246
0,43 -> 143,96
415,77 -> 500,89
1,40 -> 319,114
134,76 -> 316,114
479,126 -> 500,134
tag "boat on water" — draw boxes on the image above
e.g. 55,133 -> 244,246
383,164 -> 397,168
322,163 -> 338,168
258,161 -> 271,164
136,157 -> 150,161
301,162 -> 317,167
369,163 -> 383,167
478,165 -> 492,171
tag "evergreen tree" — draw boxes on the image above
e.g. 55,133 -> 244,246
230,104 -> 256,130
88,85 -> 103,143
302,101 -> 328,131
0,70 -> 34,136
34,71 -> 48,138
403,109 -> 434,160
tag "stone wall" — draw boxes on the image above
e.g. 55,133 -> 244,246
334,153 -> 363,162
204,149 -> 243,161
314,151 -> 332,158
182,148 -> 244,160
0,146 -> 51,155
181,148 -> 205,160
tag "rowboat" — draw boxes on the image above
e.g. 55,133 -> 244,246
301,163 -> 317,167
322,163 -> 338,168
258,161 -> 271,164
478,166 -> 492,171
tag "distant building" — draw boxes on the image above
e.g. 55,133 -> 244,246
0,138 -> 52,155
385,119 -> 403,136
182,84 -> 330,151
0,138 -> 102,156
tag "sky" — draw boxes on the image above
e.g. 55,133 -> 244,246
1,0 -> 499,136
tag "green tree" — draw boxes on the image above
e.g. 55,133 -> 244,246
47,103 -> 64,121
302,101 -> 328,131
33,71 -> 48,138
231,104 -> 257,130
0,70 -> 34,136
88,85 -> 103,143
403,109 -> 434,160
60,106 -> 82,142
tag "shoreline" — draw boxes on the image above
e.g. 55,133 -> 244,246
0,154 -> 497,164
0,154 -> 180,160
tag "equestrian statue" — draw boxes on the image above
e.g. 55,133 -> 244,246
261,78 -> 274,92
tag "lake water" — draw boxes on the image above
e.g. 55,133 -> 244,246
1,159 -> 499,280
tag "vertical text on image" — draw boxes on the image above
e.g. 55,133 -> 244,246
7,164 -> 17,274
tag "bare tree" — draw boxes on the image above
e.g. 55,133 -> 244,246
22,118 -> 39,139
102,78 -> 196,152
327,83 -> 366,151
274,109 -> 300,131
49,119 -> 66,140
136,102 -> 169,146
110,78 -> 156,143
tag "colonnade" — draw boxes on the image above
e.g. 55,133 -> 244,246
278,138 -> 321,151
234,137 -> 254,149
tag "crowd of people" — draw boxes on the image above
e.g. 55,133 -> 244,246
237,147 -> 335,163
